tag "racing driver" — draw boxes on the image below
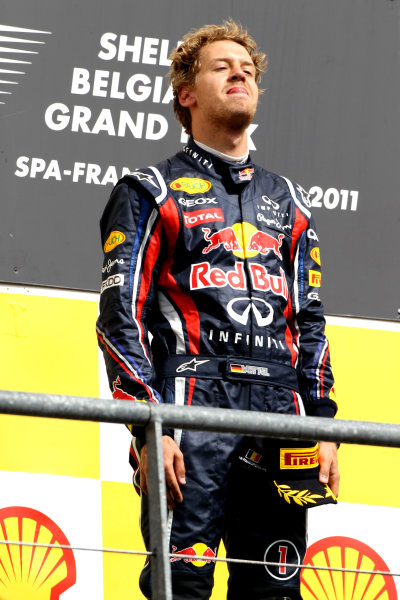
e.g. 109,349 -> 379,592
96,20 -> 340,600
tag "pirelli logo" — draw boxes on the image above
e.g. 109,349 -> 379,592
280,444 -> 319,469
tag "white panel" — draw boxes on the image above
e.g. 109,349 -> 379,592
0,470 -> 103,599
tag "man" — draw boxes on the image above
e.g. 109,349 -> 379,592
97,20 -> 339,600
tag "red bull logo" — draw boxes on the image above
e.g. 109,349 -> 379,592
238,167 -> 254,181
112,376 -> 135,400
190,261 -> 288,299
247,231 -> 284,260
202,227 -> 243,253
201,223 -> 285,261
170,542 -> 217,567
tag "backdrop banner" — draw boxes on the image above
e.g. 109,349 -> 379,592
1,0 -> 399,319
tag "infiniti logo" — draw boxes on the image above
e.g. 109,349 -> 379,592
227,297 -> 274,326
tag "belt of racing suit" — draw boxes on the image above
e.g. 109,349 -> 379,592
157,354 -> 300,392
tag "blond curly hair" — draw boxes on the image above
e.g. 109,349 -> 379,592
169,20 -> 267,135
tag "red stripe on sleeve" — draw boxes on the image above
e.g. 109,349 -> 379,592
158,197 -> 201,354
290,208 -> 308,264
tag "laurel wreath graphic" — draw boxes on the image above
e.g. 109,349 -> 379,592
274,481 -> 324,506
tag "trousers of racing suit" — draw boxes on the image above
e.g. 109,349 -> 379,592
138,372 -> 306,600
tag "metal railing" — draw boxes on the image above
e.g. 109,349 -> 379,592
1,389 -> 400,599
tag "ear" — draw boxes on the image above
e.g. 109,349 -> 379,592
178,85 -> 196,108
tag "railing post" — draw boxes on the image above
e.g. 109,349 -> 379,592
145,417 -> 172,600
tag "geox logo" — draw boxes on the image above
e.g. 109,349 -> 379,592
280,445 -> 319,469
0,24 -> 52,106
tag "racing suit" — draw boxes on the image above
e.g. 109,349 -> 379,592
96,138 -> 337,599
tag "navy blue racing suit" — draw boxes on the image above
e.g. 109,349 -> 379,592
96,139 -> 336,599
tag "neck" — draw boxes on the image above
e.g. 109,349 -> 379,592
191,123 -> 248,157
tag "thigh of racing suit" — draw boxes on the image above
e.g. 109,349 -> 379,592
139,377 -> 305,600
139,377 -> 247,599
223,454 -> 306,600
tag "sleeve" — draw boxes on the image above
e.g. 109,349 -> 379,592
290,185 -> 337,419
96,181 -> 164,443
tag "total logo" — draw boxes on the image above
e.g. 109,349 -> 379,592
170,543 -> 217,567
183,208 -> 224,228
202,222 -> 284,260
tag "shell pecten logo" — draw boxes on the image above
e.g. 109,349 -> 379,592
301,536 -> 397,599
0,506 -> 76,599
170,177 -> 212,194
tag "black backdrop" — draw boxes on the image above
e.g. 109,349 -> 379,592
1,0 -> 399,319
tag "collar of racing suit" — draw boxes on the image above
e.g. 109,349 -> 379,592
193,139 -> 249,164
179,137 -> 256,188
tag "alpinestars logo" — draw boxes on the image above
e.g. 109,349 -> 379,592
176,358 -> 210,372
0,24 -> 52,106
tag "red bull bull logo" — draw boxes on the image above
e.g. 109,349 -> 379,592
247,231 -> 284,260
170,542 -> 217,567
201,223 -> 285,261
112,376 -> 135,400
202,227 -> 243,253
238,167 -> 254,181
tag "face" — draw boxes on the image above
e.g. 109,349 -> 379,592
179,39 -> 259,133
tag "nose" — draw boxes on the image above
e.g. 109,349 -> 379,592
229,63 -> 246,81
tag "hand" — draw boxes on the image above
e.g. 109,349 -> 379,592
318,441 -> 340,498
140,435 -> 186,510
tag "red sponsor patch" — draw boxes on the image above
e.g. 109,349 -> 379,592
238,167 -> 254,181
183,208 -> 224,228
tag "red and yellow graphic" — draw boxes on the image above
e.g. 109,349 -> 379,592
309,270 -> 321,287
170,178 -> 212,194
212,221 -> 284,260
310,247 -> 321,265
104,230 -> 126,253
238,167 -> 254,181
280,445 -> 319,469
170,542 -> 217,567
301,536 -> 397,599
246,450 -> 262,463
0,506 -> 76,599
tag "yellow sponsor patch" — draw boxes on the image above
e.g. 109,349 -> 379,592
104,230 -> 126,253
309,270 -> 321,287
310,247 -> 321,265
170,177 -> 212,194
280,444 -> 319,469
